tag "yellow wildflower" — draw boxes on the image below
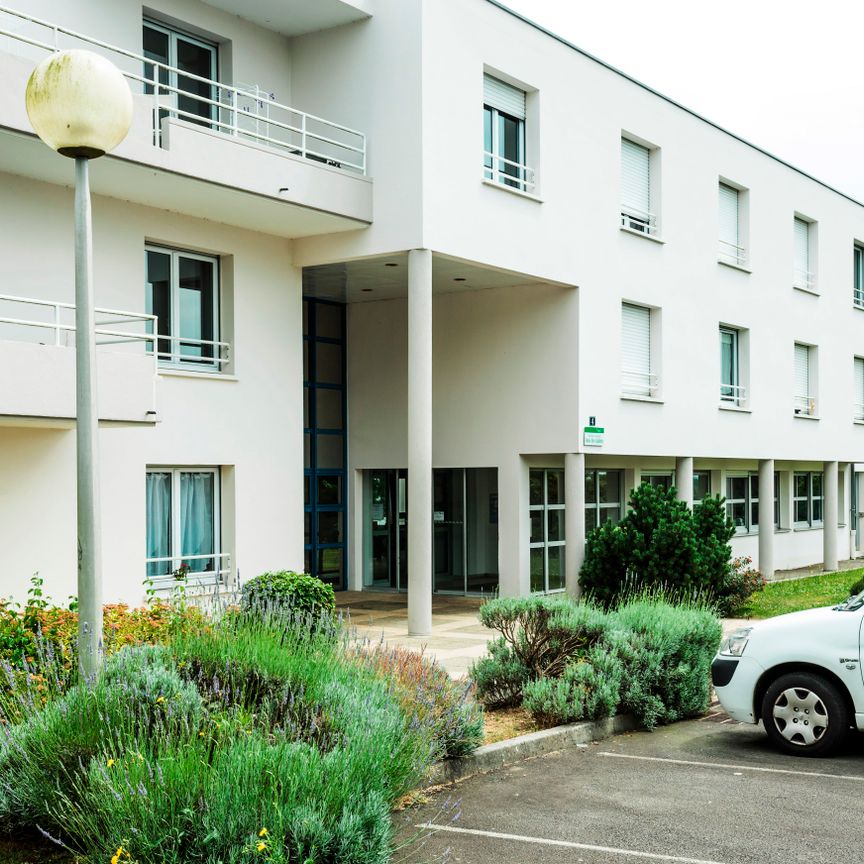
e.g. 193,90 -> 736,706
111,846 -> 124,864
257,842 -> 267,852
107,759 -> 115,768
259,828 -> 268,837
156,696 -> 165,704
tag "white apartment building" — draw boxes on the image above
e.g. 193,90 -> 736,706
1,0 -> 863,632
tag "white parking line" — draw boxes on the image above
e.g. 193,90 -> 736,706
416,824 -> 730,864
597,751 -> 864,781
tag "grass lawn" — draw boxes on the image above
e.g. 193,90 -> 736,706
739,567 -> 864,619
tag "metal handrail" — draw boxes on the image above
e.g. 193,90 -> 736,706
720,383 -> 747,405
854,287 -> 864,309
0,5 -> 366,173
621,369 -> 658,397
793,267 -> 815,290
718,239 -> 747,266
620,205 -> 657,235
854,401 -> 864,421
145,552 -> 230,588
483,150 -> 536,192
793,395 -> 817,416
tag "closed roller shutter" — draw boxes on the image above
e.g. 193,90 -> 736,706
621,138 -> 650,217
719,184 -> 739,253
622,303 -> 651,395
484,74 -> 526,120
795,343 -> 811,411
794,218 -> 810,279
856,357 -> 864,416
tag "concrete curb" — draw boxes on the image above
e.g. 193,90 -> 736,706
426,713 -> 639,786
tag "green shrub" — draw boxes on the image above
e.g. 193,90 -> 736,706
850,576 -> 864,596
241,570 -> 336,623
579,483 -> 738,610
470,637 -> 531,709
522,646 -> 622,726
717,556 -> 766,617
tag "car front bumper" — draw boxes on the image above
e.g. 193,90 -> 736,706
712,654 -> 766,724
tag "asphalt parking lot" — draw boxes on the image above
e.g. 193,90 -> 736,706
401,710 -> 864,864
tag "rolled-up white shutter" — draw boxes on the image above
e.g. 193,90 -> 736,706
795,343 -> 810,401
483,74 -> 526,120
621,139 -> 650,216
856,357 -> 864,413
622,303 -> 651,395
794,218 -> 810,274
719,184 -> 739,250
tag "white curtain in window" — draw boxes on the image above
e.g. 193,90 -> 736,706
146,472 -> 172,577
621,139 -> 650,216
718,184 -> 739,250
180,471 -> 215,574
483,74 -> 526,119
794,343 -> 811,401
622,303 -> 651,395
794,218 -> 810,275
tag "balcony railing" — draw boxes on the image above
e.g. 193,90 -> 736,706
720,383 -> 747,406
0,293 -> 156,358
855,402 -> 864,422
145,552 -> 230,591
152,334 -> 231,371
621,369 -> 659,398
483,151 -> 535,193
718,240 -> 747,268
0,5 -> 366,173
620,205 -> 657,236
854,286 -> 864,309
793,267 -> 815,291
794,395 -> 817,417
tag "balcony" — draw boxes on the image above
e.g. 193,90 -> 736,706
0,294 -> 158,424
0,5 -> 372,235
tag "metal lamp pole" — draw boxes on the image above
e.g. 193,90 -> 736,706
25,49 -> 133,681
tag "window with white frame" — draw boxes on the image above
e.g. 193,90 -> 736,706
718,183 -> 745,266
621,303 -> 656,397
793,217 -> 814,290
529,469 -> 565,593
793,471 -> 823,527
726,473 -> 779,534
145,468 -> 225,586
854,244 -> 864,308
620,138 -> 655,235
856,357 -> 864,421
794,343 -> 816,416
585,469 -> 622,534
693,472 -> 711,502
641,473 -> 672,491
483,75 -> 531,192
145,245 -> 224,370
720,327 -> 743,405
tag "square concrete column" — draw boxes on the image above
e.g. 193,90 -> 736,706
758,459 -> 775,580
675,456 -> 693,507
407,249 -> 433,636
824,460 -> 839,573
564,452 -> 585,599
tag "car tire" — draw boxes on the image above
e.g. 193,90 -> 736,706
761,672 -> 849,757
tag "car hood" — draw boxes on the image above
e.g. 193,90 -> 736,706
750,605 -> 849,634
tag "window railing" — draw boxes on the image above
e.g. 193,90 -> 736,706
794,395 -> 817,416
144,552 -> 231,591
621,369 -> 658,397
854,286 -> 864,309
150,333 -> 231,370
620,205 -> 657,236
855,401 -> 864,422
0,5 -> 366,173
720,383 -> 747,406
483,151 -> 535,193
0,293 -> 156,358
793,267 -> 815,291
718,240 -> 747,267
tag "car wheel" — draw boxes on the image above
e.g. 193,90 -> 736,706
761,672 -> 849,757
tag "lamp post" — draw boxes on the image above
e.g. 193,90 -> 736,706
25,50 -> 133,680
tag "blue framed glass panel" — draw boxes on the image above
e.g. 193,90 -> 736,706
303,298 -> 347,589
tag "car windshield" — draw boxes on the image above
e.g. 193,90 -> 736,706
834,590 -> 864,612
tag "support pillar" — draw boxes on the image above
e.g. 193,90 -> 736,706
758,459 -> 775,580
564,452 -> 585,599
407,249 -> 433,636
675,456 -> 693,508
824,460 -> 839,573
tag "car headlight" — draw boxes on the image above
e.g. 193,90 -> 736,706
719,627 -> 752,657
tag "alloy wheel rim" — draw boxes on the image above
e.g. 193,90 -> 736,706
772,687 -> 828,746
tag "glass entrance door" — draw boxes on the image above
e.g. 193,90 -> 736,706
364,470 -> 407,591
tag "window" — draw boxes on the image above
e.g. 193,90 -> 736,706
793,217 -> 814,290
585,469 -> 622,533
621,138 -> 655,235
719,327 -> 743,405
529,469 -> 565,593
621,303 -> 656,397
693,472 -> 711,502
725,473 -> 779,534
641,473 -> 672,491
145,246 -> 222,370
718,183 -> 745,266
794,472 -> 824,527
145,468 -> 223,586
143,19 -> 218,133
856,357 -> 864,421
483,75 -> 531,192
855,245 -> 864,308
794,343 -> 816,416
